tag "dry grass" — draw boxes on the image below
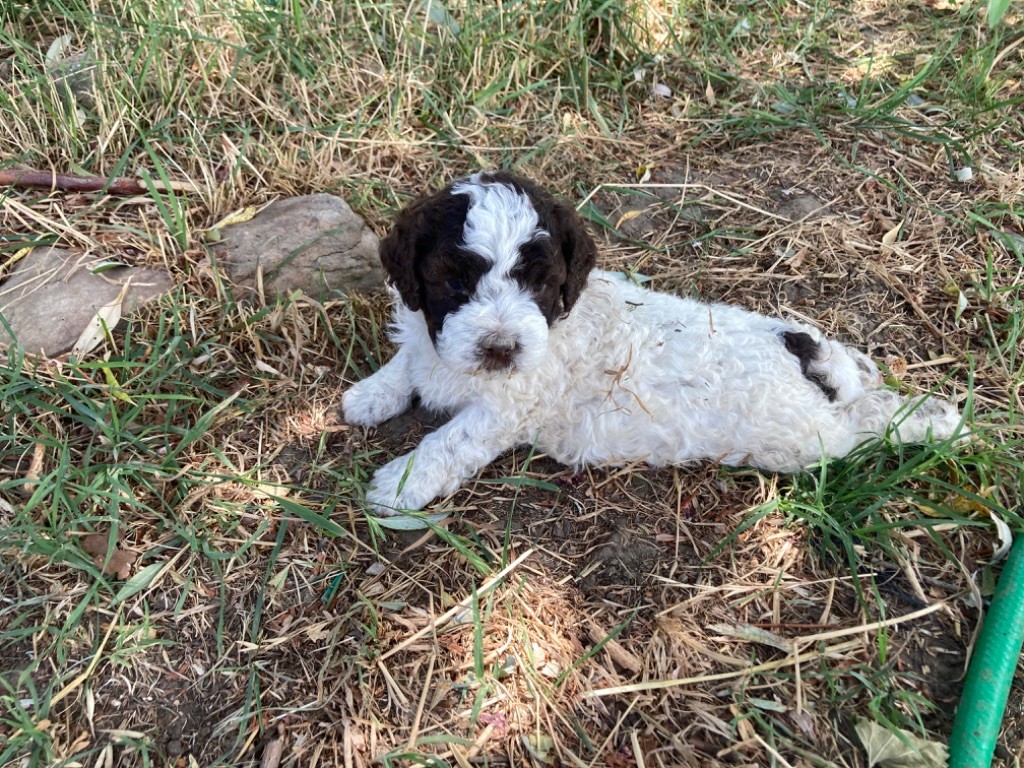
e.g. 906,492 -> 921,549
2,0 -> 1024,766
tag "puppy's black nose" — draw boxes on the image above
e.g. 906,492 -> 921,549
478,336 -> 520,370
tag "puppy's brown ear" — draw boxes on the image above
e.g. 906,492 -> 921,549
378,202 -> 425,312
379,189 -> 449,311
380,186 -> 472,312
553,201 -> 598,312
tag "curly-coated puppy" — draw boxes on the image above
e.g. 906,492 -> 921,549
343,171 -> 962,515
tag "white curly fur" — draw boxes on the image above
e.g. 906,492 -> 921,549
343,176 -> 963,516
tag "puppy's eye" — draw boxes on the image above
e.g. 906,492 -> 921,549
446,279 -> 465,293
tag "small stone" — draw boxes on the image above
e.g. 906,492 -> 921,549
165,739 -> 184,757
215,194 -> 382,299
49,51 -> 99,110
0,247 -> 172,357
954,167 -> 973,183
775,193 -> 827,221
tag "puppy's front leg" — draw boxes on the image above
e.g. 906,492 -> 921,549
342,347 -> 414,427
366,405 -> 517,515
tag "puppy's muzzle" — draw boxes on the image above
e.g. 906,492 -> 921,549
477,334 -> 521,371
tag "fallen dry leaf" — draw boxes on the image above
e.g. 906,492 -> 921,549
855,718 -> 948,768
989,510 -> 1013,563
210,205 -> 258,230
614,209 -> 645,229
708,622 -> 793,652
23,442 -> 46,496
604,752 -> 631,768
71,279 -> 131,357
80,532 -> 110,557
881,221 -> 903,249
0,246 -> 32,278
883,355 -> 908,381
81,532 -> 138,579
525,733 -> 556,765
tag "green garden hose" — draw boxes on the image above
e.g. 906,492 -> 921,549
949,534 -> 1024,768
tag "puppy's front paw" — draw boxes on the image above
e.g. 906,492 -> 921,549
364,453 -> 443,515
342,378 -> 412,427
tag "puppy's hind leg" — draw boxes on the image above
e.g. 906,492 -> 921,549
845,389 -> 963,447
342,347 -> 415,427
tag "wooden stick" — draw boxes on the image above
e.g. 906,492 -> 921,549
583,640 -> 862,698
0,168 -> 195,195
586,620 -> 643,674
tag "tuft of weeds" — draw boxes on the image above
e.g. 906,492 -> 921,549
725,420 -> 1023,588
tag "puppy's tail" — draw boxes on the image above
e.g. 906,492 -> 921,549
845,389 -> 964,448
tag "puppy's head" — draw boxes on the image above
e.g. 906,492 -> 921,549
380,171 -> 597,375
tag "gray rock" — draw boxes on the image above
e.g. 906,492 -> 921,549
0,247 -> 172,357
49,51 -> 99,110
775,193 -> 828,222
215,194 -> 382,299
